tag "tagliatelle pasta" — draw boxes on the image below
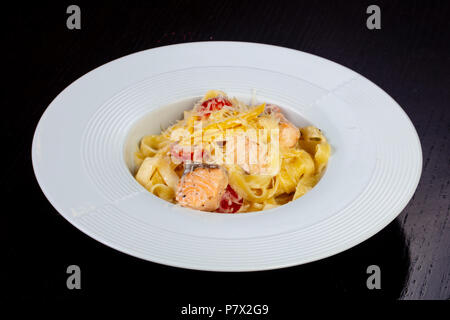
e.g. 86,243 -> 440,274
134,90 -> 331,213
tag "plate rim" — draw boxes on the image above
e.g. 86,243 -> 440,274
31,41 -> 423,271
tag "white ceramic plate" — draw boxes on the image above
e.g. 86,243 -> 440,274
32,42 -> 422,271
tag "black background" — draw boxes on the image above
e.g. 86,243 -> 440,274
4,0 -> 449,309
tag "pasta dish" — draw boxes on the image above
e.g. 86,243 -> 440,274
134,90 -> 330,213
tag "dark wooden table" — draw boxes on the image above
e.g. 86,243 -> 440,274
5,0 -> 449,306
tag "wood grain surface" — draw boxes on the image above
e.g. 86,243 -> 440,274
4,0 -> 449,303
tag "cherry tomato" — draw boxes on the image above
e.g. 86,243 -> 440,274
171,144 -> 205,163
216,185 -> 243,213
198,97 -> 232,118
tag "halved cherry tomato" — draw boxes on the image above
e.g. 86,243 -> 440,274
170,144 -> 206,163
198,97 -> 232,118
216,185 -> 243,213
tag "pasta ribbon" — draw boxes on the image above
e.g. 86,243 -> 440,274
135,156 -> 179,202
226,165 -> 278,202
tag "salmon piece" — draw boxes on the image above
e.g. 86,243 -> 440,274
265,104 -> 282,115
279,121 -> 300,148
266,104 -> 300,148
176,166 -> 228,211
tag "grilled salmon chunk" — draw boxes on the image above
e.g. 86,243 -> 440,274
176,167 -> 228,211
266,104 -> 300,148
